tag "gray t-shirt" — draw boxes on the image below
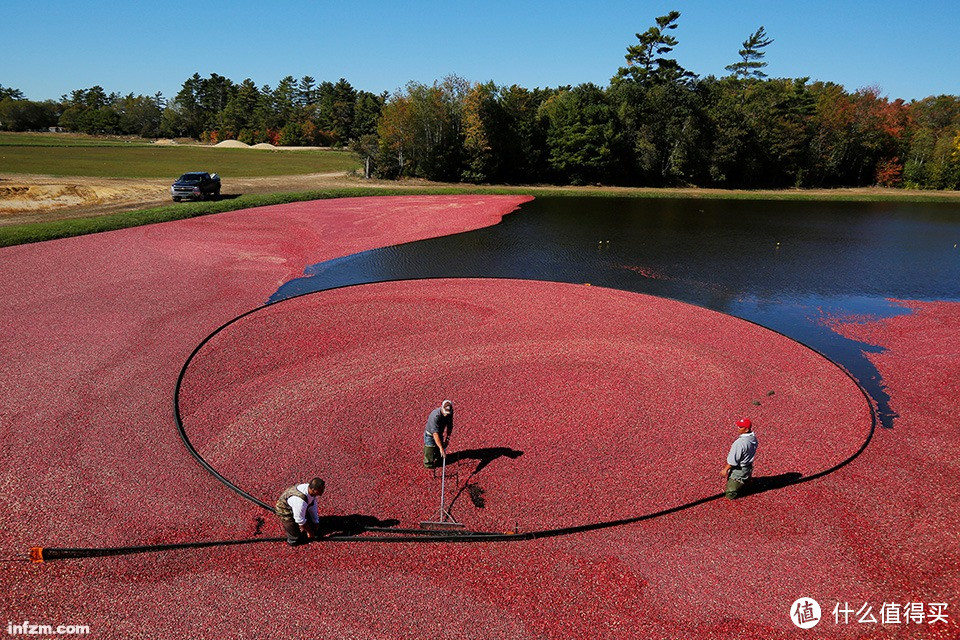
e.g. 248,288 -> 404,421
424,407 -> 453,446
727,432 -> 758,467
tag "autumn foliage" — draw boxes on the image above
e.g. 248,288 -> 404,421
5,12 -> 959,189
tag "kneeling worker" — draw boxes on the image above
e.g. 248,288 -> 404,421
275,477 -> 325,546
722,418 -> 758,499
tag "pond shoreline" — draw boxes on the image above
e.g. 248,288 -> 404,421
2,178 -> 958,248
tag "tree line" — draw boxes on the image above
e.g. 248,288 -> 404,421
2,12 -> 959,189
0,75 -> 383,148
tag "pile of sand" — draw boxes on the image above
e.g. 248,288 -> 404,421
214,140 -> 250,148
153,139 -> 176,145
251,142 -> 276,150
0,181 -> 161,216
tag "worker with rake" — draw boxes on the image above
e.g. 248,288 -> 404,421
423,399 -> 454,470
420,399 -> 465,530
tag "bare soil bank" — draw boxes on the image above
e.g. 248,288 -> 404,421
2,171 -> 958,227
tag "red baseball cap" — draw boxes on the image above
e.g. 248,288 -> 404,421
736,418 -> 752,429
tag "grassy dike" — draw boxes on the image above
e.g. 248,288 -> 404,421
0,188 -> 475,247
2,184 -> 958,248
0,144 -> 358,178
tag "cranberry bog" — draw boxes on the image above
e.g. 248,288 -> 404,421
1,195 -> 957,638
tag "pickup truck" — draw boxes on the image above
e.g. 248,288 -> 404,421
171,172 -> 221,201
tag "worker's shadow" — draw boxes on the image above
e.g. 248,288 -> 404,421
447,447 -> 524,475
741,472 -> 804,497
445,447 -> 524,510
314,514 -> 400,537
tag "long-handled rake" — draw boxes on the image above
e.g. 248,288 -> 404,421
420,453 -> 465,530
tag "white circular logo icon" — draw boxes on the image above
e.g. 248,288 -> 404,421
790,598 -> 822,629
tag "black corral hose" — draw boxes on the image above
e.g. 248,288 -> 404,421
173,301 -> 279,513
32,537 -> 286,562
30,529 -> 518,562
27,491 -> 727,562
171,278 -> 879,513
31,280 -> 878,562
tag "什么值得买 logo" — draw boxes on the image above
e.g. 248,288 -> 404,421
790,597 -> 822,629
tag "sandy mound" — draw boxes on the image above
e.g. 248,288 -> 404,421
251,143 -> 276,150
214,140 -> 250,148
153,138 -> 176,145
0,181 -> 163,215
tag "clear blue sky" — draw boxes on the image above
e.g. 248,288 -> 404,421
3,0 -> 958,102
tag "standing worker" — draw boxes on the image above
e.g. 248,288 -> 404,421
722,418 -> 758,499
423,399 -> 454,469
275,477 -> 325,546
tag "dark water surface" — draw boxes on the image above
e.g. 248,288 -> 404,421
270,197 -> 960,428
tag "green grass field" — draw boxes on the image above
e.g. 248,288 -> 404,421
0,132 -> 359,178
0,132 -> 154,147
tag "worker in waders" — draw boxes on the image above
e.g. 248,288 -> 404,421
275,477 -> 325,546
722,418 -> 758,499
423,399 -> 454,470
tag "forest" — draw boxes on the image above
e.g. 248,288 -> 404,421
2,12 -> 959,190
